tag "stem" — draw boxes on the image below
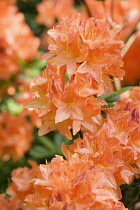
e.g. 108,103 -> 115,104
122,20 -> 140,57
110,0 -> 114,22
113,77 -> 121,91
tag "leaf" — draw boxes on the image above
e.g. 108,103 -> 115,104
38,136 -> 57,151
103,102 -> 115,108
124,187 -> 139,208
100,86 -> 133,102
6,99 -> 23,115
29,146 -> 52,159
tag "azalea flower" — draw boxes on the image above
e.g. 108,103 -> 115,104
25,64 -> 106,138
61,87 -> 140,186
2,161 -> 40,209
25,15 -> 124,138
85,0 -> 140,42
24,155 -> 127,209
0,194 -> 19,210
0,111 -> 33,161
36,0 -> 76,27
41,15 -> 124,93
0,2 -> 40,80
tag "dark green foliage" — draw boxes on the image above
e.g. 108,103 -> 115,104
121,178 -> 140,209
16,0 -> 46,37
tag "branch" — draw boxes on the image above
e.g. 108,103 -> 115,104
122,20 -> 140,57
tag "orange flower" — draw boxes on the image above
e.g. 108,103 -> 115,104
5,161 -> 40,209
83,0 -> 140,86
62,133 -> 134,186
61,87 -> 140,186
85,0 -> 140,42
0,2 -> 40,80
0,0 -> 16,4
24,155 -> 127,209
0,111 -> 33,161
0,194 -> 19,210
41,15 -> 124,92
36,0 -> 76,27
25,15 -> 124,138
25,65 -> 106,138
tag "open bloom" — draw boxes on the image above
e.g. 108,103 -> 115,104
25,64 -> 106,139
62,87 -> 140,186
0,194 -> 19,210
24,155 -> 127,209
41,15 -> 124,79
25,15 -> 124,138
1,161 -> 40,209
85,0 -> 140,42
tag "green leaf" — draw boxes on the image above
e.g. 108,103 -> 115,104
6,99 -> 23,115
124,187 -> 139,207
101,92 -> 120,102
29,146 -> 52,159
100,86 -> 133,102
37,136 -> 56,150
103,102 -> 115,108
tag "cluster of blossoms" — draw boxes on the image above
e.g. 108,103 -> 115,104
0,1 -> 40,80
85,0 -> 140,41
0,1 -> 41,161
83,0 -> 140,85
1,11 -> 140,209
2,87 -> 140,209
25,15 -> 124,139
0,110 -> 34,161
36,0 -> 140,85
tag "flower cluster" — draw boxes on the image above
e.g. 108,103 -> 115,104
21,87 -> 140,210
62,87 -> 140,186
24,155 -> 127,209
0,111 -> 34,161
25,15 -> 124,139
0,2 -> 40,80
1,10 -> 140,209
85,0 -> 140,41
0,161 -> 40,209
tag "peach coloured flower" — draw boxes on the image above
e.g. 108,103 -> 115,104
122,29 -> 140,85
5,161 -> 40,209
0,0 -> 16,4
82,0 -> 140,86
61,87 -> 140,186
62,132 -> 134,186
85,0 -> 140,42
25,15 -> 125,138
0,111 -> 33,161
41,15 -> 124,94
25,65 -> 106,139
0,2 -> 40,80
20,109 -> 42,128
36,0 -> 76,27
24,155 -> 127,209
0,194 -> 19,210
102,105 -> 140,166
